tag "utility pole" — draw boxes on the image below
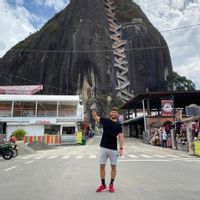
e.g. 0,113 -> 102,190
171,95 -> 177,150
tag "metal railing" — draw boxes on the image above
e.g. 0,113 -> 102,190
0,109 -> 83,118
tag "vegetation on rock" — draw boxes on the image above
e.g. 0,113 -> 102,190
166,71 -> 195,91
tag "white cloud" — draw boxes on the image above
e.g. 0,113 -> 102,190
0,0 -> 36,57
135,0 -> 200,89
34,0 -> 69,11
0,0 -> 69,58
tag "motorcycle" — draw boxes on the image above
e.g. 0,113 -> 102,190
11,143 -> 18,158
8,136 -> 18,158
0,143 -> 14,160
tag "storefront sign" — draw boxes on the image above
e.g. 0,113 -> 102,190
161,99 -> 174,116
30,118 -> 56,125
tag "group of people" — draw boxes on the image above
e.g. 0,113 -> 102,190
150,127 -> 168,148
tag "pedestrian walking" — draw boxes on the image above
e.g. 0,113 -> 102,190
161,128 -> 168,148
91,105 -> 124,193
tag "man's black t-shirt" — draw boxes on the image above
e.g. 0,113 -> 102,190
100,118 -> 122,150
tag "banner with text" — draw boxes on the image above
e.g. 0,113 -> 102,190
161,99 -> 174,116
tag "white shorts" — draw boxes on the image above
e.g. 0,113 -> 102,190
99,147 -> 118,166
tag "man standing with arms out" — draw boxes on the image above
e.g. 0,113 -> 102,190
92,106 -> 124,193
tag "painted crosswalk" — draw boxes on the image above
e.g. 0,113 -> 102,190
17,153 -> 198,161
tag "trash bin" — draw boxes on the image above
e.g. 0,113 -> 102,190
82,137 -> 86,145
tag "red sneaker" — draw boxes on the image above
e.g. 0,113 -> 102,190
109,184 -> 115,193
96,185 -> 107,192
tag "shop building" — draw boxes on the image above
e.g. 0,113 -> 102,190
121,91 -> 200,149
0,94 -> 84,144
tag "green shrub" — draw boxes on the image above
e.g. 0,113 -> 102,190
12,129 -> 27,140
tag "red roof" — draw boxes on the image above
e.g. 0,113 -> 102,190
0,85 -> 43,95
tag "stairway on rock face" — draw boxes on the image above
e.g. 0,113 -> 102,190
104,0 -> 133,102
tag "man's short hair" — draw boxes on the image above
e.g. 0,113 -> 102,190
111,107 -> 118,112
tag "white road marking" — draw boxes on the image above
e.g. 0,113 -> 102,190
76,155 -> 83,159
47,156 -> 58,159
61,155 -> 70,159
4,166 -> 17,171
19,155 -> 36,160
127,154 -> 138,158
153,155 -> 166,158
89,155 -> 97,159
166,154 -> 180,158
119,159 -> 170,162
33,155 -> 46,160
140,155 -> 153,158
25,160 -> 34,164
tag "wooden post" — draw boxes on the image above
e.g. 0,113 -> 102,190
147,98 -> 151,115
170,128 -> 176,150
186,122 -> 195,156
11,101 -> 14,117
35,101 -> 38,117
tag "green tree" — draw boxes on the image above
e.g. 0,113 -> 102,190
12,129 -> 27,140
166,71 -> 195,91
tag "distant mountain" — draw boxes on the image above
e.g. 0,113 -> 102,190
0,0 -> 172,106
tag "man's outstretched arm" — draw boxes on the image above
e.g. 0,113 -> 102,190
92,109 -> 100,123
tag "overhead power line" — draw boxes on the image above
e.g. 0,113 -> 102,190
161,23 -> 200,32
10,45 -> 168,54
8,23 -> 200,54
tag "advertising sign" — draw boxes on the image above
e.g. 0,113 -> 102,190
76,131 -> 83,144
30,118 -> 56,125
161,99 -> 174,116
194,141 -> 200,156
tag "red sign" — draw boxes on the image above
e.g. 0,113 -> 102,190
0,85 -> 43,95
161,99 -> 174,116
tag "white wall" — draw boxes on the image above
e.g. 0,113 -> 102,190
6,125 -> 44,139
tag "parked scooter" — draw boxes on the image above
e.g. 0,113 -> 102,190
8,135 -> 18,158
0,143 -> 14,160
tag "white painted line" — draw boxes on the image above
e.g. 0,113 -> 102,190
61,155 -> 70,159
19,155 -> 36,160
119,159 -> 170,162
33,156 -> 46,160
25,160 -> 34,164
127,154 -> 138,158
47,156 -> 58,159
140,155 -> 153,158
76,155 -> 83,159
166,154 -> 179,158
4,166 -> 17,171
89,155 -> 97,159
153,155 -> 166,158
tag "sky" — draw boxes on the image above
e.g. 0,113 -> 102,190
0,0 -> 200,89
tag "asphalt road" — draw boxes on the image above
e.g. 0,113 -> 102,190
0,137 -> 200,200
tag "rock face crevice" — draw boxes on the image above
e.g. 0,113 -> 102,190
0,0 -> 172,104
